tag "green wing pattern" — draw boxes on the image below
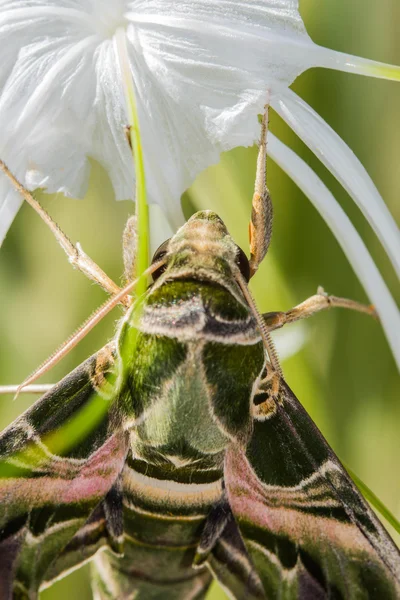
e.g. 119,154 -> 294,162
0,350 -> 128,599
224,379 -> 400,599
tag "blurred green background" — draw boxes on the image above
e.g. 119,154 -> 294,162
0,0 -> 399,598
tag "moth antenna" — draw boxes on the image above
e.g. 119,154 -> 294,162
235,270 -> 282,375
0,159 -> 128,304
264,330 -> 281,374
14,259 -> 165,398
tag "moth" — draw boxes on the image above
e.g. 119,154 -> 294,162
0,113 -> 399,600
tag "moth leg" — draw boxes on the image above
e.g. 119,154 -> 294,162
0,159 -> 128,304
249,102 -> 273,278
122,215 -> 137,283
12,258 -> 162,394
263,286 -> 378,331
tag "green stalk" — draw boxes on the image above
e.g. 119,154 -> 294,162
115,28 -> 149,295
115,28 -> 149,395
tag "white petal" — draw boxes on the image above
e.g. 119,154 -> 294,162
268,134 -> 400,369
0,153 -> 30,245
0,2 -> 128,232
1,0 -> 400,245
0,0 -> 317,239
91,38 -> 135,201
271,90 -> 400,279
0,186 -> 23,245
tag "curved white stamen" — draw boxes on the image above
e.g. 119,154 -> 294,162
268,134 -> 400,369
310,44 -> 400,82
272,90 -> 400,279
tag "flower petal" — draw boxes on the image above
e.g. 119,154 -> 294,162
0,0 -> 399,247
0,0 -> 317,240
268,133 -> 400,369
120,0 -> 316,225
0,187 -> 22,243
271,90 -> 400,279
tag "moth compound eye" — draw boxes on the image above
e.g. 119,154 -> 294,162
235,246 -> 250,282
151,238 -> 170,281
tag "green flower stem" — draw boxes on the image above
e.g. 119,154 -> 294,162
116,27 -> 149,298
115,28 -> 150,400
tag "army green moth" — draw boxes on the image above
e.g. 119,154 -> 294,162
0,114 -> 399,599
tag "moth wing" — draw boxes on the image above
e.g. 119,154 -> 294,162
224,379 -> 400,599
0,347 -> 128,598
195,493 -> 266,599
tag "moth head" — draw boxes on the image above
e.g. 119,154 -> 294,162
151,210 -> 250,284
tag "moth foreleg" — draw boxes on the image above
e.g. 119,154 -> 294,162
122,215 -> 137,283
249,102 -> 273,278
0,159 -> 128,305
263,286 -> 378,331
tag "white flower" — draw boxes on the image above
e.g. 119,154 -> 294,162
0,0 -> 399,364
